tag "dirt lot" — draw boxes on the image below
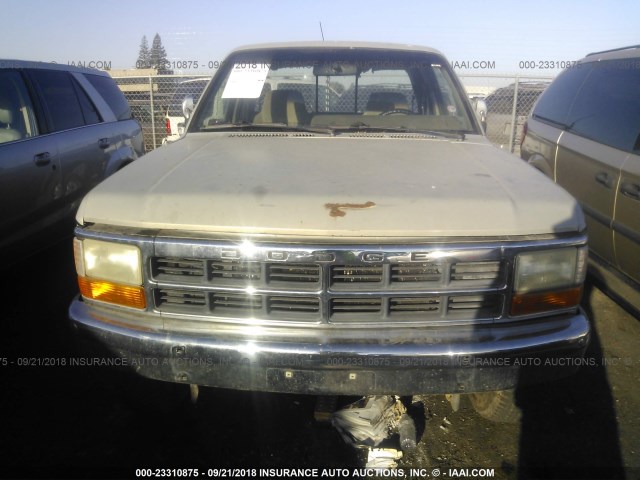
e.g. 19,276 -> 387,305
1,241 -> 638,480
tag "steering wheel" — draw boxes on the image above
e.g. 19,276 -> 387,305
380,109 -> 413,116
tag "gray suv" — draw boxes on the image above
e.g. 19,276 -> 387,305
0,60 -> 145,266
521,45 -> 640,302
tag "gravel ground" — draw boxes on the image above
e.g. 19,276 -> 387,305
0,241 -> 638,480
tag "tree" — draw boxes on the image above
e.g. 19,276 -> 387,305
136,35 -> 151,69
149,33 -> 171,73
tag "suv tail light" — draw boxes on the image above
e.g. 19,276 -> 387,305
165,118 -> 171,135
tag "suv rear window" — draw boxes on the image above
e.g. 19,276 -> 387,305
566,60 -> 640,152
534,59 -> 640,152
532,66 -> 592,126
84,73 -> 131,121
30,70 -> 87,132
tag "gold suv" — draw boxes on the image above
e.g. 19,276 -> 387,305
521,45 -> 640,300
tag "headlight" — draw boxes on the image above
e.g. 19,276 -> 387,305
515,247 -> 586,293
79,239 -> 142,285
74,238 -> 146,309
511,246 -> 587,316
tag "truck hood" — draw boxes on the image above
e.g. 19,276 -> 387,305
77,133 -> 584,238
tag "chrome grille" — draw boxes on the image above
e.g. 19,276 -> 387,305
151,243 -> 508,324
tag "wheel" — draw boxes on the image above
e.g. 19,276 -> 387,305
469,389 -> 521,423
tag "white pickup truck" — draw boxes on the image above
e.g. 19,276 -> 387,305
69,42 -> 590,422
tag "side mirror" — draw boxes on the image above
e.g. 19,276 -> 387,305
182,96 -> 194,120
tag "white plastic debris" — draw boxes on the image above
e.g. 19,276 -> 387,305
331,395 -> 406,447
331,395 -> 419,469
365,447 -> 403,469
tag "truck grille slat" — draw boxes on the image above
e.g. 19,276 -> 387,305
391,263 -> 442,282
158,289 -> 206,306
268,264 -> 320,283
331,265 -> 383,283
268,296 -> 320,313
447,295 -> 502,316
211,260 -> 261,281
212,293 -> 262,310
451,261 -> 502,282
331,298 -> 383,314
155,258 -> 205,277
389,297 -> 440,313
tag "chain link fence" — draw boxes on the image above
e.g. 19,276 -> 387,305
111,73 -> 209,151
111,73 -> 554,153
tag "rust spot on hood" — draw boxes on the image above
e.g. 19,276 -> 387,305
325,201 -> 376,217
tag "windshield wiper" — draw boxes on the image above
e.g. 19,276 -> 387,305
327,122 -> 465,140
347,122 -> 409,132
200,121 -> 464,140
200,122 -> 332,134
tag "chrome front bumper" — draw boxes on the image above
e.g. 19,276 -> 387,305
69,297 -> 590,395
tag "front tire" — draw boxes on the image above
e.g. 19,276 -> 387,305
469,389 -> 521,423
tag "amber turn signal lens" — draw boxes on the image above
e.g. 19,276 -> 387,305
511,286 -> 582,317
78,276 -> 146,310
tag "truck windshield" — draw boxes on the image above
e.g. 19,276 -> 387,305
189,48 -> 478,135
